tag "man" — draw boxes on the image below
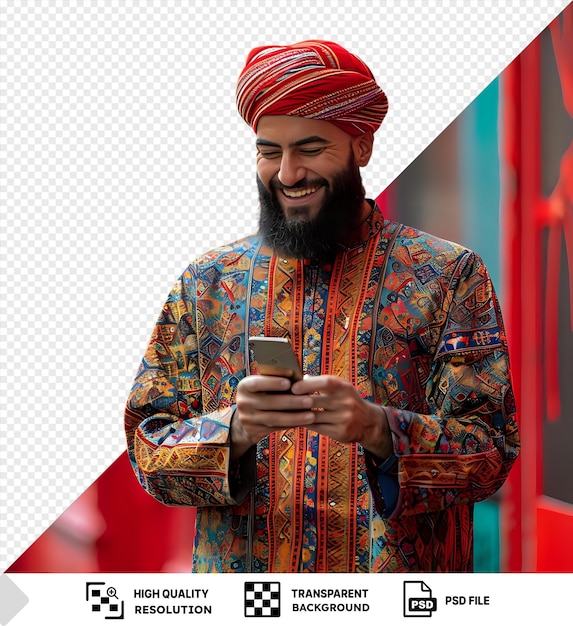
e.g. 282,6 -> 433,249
124,40 -> 520,573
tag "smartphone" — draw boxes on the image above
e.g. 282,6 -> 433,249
248,336 -> 303,382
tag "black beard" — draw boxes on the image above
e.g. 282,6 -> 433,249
257,155 -> 365,262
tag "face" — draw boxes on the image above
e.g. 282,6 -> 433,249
255,115 -> 374,260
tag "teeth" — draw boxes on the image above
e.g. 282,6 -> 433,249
282,186 -> 320,198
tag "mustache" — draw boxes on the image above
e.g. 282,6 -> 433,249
270,176 -> 328,192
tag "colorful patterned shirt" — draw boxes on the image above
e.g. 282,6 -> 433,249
124,203 -> 520,572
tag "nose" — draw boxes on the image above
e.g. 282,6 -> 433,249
277,153 -> 306,187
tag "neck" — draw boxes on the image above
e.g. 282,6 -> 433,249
338,199 -> 376,249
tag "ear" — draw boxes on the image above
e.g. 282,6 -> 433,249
351,131 -> 374,167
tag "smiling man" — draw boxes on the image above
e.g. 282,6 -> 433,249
255,116 -> 373,261
125,40 -> 520,573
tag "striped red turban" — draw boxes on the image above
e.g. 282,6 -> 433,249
236,40 -> 389,136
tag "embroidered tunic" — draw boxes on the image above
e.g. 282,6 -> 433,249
124,204 -> 520,572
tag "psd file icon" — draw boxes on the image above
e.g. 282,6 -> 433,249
403,581 -> 437,617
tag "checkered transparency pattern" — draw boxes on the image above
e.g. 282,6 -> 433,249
1,0 -> 568,571
245,581 -> 281,617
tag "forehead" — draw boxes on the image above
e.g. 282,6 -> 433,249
256,115 -> 351,146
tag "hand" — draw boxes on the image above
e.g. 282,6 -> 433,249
230,374 -> 316,461
291,375 -> 393,460
231,373 -> 393,462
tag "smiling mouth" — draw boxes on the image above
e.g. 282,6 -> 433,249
281,185 -> 321,198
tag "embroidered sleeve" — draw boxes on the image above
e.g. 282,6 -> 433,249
381,251 -> 520,518
124,265 -> 253,507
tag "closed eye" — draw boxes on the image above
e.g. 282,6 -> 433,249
299,147 -> 324,156
257,148 -> 282,159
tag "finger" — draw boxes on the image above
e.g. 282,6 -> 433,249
309,405 -> 336,422
291,374 -> 343,395
290,375 -> 319,395
237,388 -> 314,422
257,391 -> 314,413
239,374 -> 293,394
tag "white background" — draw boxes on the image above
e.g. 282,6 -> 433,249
4,572 -> 573,624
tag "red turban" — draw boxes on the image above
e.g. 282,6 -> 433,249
236,40 -> 389,136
